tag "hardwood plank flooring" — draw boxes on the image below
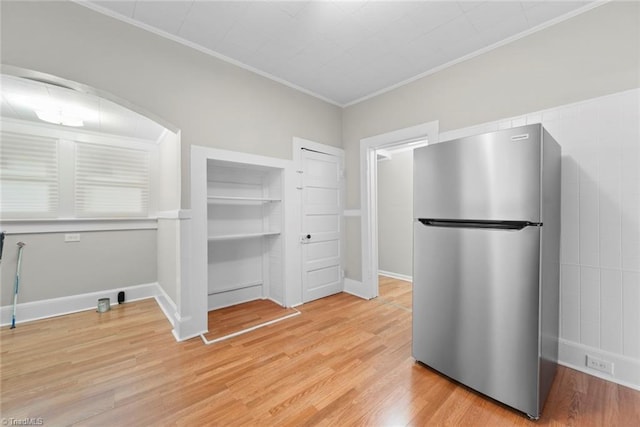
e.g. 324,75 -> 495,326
1,279 -> 639,426
378,274 -> 412,310
203,299 -> 299,342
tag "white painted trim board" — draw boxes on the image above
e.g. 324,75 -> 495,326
559,339 -> 640,391
0,282 -> 160,327
378,271 -> 413,283
360,121 -> 439,300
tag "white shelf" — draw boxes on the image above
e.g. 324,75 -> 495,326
205,161 -> 284,311
208,231 -> 280,241
207,196 -> 281,203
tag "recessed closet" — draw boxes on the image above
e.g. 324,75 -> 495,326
206,160 -> 284,310
189,146 -> 296,338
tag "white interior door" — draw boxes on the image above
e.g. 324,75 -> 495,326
301,148 -> 343,302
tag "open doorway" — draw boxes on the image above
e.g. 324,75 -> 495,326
376,145 -> 416,310
359,121 -> 439,299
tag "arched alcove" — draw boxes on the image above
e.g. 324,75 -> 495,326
0,65 -> 185,339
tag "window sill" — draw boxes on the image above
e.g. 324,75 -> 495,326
0,217 -> 158,234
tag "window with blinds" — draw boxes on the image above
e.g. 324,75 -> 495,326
0,131 -> 59,217
75,142 -> 150,217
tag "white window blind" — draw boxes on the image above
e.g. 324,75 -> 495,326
0,131 -> 59,217
75,142 -> 150,217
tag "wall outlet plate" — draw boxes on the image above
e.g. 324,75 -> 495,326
586,354 -> 614,375
65,233 -> 80,242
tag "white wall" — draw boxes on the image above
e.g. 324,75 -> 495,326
0,230 -> 157,304
0,1 -> 341,319
551,90 -> 639,388
377,151 -> 413,279
438,88 -> 640,389
0,1 -> 343,209
342,1 -> 639,281
0,118 -> 164,306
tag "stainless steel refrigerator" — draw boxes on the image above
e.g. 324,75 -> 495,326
412,124 -> 561,419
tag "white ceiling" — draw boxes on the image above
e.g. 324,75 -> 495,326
1,74 -> 166,141
83,0 -> 596,106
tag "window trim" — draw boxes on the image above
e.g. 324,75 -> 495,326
0,217 -> 158,235
0,118 -> 160,225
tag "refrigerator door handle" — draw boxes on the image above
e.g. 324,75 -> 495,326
418,219 -> 542,230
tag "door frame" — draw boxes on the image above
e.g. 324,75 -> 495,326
359,121 -> 439,299
293,137 -> 345,305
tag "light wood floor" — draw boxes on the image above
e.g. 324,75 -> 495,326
203,299 -> 299,342
378,275 -> 412,311
1,278 -> 639,426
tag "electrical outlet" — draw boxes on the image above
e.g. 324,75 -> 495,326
586,355 -> 614,375
65,233 -> 80,242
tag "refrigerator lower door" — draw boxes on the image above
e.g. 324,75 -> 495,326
413,222 -> 541,417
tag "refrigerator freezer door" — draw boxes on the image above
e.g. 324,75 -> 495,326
414,124 -> 542,222
413,221 -> 541,416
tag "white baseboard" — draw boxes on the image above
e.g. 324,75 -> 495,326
0,282 -> 160,327
343,278 -> 371,300
154,285 -> 178,328
558,339 -> 640,391
266,297 -> 286,307
171,312 -> 208,342
378,270 -> 413,282
207,286 -> 263,311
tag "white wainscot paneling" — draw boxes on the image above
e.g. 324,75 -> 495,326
621,145 -> 640,272
579,265 -> 601,349
447,89 -> 640,389
578,168 -> 599,267
560,264 -> 580,342
598,137 -> 622,269
560,156 -> 580,265
623,271 -> 640,359
600,269 -> 623,354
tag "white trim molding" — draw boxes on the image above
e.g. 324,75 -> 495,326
0,282 -> 162,327
343,2 -> 606,107
559,339 -> 640,391
0,218 -> 158,234
157,209 -> 192,220
360,121 -> 439,300
200,305 -> 301,345
154,282 -> 178,329
0,281 -> 188,342
378,270 -> 413,283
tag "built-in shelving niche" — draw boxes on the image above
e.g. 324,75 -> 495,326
206,159 -> 284,310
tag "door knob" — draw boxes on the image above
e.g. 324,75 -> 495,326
306,234 -> 311,239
